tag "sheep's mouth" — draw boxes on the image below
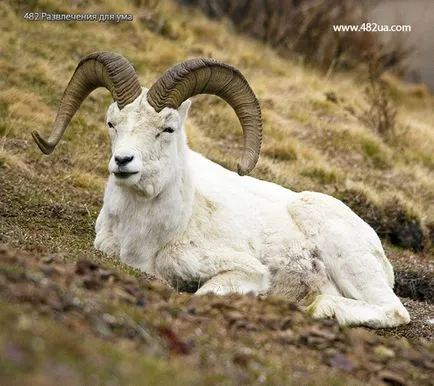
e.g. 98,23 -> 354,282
114,171 -> 139,179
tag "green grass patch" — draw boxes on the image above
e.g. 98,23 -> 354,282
362,138 -> 390,169
301,166 -> 338,185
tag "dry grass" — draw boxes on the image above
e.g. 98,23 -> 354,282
1,0 -> 433,252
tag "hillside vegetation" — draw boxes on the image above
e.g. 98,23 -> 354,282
0,0 -> 433,384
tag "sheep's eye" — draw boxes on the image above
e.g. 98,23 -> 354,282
108,122 -> 114,128
156,127 -> 175,138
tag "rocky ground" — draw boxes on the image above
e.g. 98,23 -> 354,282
0,244 -> 433,385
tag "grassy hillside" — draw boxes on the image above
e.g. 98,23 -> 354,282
0,0 -> 433,384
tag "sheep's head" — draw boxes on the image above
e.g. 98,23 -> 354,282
105,89 -> 191,196
32,52 -> 263,195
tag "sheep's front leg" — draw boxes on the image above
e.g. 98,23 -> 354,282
196,269 -> 270,296
157,249 -> 270,296
94,208 -> 119,256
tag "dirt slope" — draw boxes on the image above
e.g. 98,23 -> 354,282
1,245 -> 433,385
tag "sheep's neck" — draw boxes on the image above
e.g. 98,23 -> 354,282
120,156 -> 194,270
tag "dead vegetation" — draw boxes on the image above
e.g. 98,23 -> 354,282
358,61 -> 398,138
335,188 -> 425,252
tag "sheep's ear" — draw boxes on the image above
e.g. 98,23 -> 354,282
178,99 -> 191,126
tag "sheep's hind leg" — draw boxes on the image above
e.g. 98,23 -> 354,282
306,250 -> 410,328
306,294 -> 408,328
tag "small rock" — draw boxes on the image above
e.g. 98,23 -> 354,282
124,284 -> 138,296
158,326 -> 192,355
4,343 -> 25,363
244,323 -> 259,331
327,353 -> 355,371
378,370 -> 406,386
233,352 -> 251,367
99,269 -> 117,281
136,297 -> 146,306
75,259 -> 98,275
225,311 -> 244,323
40,266 -> 55,277
374,345 -> 395,361
232,320 -> 247,329
309,325 -> 337,340
82,276 -> 103,291
17,315 -> 32,331
287,303 -> 300,312
280,316 -> 293,329
92,319 -> 112,338
276,330 -> 295,344
41,256 -> 54,264
257,315 -> 281,330
114,287 -> 137,303
324,348 -> 339,358
44,291 -> 65,310
43,362 -> 79,381
102,313 -> 118,326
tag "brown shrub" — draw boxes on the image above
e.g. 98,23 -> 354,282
359,60 -> 398,138
425,221 -> 434,249
394,269 -> 434,304
336,188 -> 424,252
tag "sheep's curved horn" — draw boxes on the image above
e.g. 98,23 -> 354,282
32,52 -> 142,154
147,58 -> 262,176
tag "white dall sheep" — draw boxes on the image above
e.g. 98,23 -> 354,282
33,52 -> 410,328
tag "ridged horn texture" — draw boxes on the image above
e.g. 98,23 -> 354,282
32,52 -> 142,154
147,58 -> 263,176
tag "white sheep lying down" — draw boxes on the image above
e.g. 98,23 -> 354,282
33,52 -> 410,328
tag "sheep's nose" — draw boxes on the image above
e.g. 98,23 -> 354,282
115,155 -> 134,166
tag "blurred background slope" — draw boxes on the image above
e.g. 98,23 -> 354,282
179,0 -> 434,90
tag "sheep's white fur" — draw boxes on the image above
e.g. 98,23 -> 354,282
94,88 -> 410,328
